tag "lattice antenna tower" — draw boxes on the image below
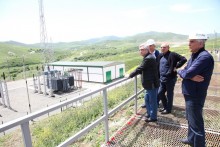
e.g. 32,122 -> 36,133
38,0 -> 53,64
48,37 -> 54,62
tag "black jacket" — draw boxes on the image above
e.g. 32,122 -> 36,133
157,51 -> 187,81
129,53 -> 159,90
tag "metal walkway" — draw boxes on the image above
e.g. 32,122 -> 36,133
104,94 -> 220,147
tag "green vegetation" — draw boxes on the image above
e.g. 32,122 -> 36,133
0,78 -> 143,147
0,42 -> 72,80
0,31 -> 220,146
1,32 -> 219,81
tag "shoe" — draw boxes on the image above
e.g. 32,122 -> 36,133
159,108 -> 165,112
161,110 -> 171,114
145,118 -> 157,122
158,102 -> 163,108
180,138 -> 193,146
141,104 -> 146,108
145,114 -> 150,118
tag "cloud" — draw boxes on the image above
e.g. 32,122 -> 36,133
170,4 -> 213,13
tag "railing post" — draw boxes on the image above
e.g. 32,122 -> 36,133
103,88 -> 109,143
20,122 -> 32,147
134,76 -> 138,114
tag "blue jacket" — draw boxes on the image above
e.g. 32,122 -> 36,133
178,48 -> 214,98
154,49 -> 160,58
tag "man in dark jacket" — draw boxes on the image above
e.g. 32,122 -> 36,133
129,42 -> 159,122
141,39 -> 160,108
157,42 -> 187,114
178,33 -> 214,147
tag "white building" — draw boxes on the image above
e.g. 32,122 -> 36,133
48,61 -> 125,83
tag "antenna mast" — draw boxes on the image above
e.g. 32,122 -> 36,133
38,0 -> 53,64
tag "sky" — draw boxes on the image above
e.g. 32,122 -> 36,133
0,0 -> 220,44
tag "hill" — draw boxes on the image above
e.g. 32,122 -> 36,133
1,31 -> 219,81
0,31 -> 189,61
124,31 -> 188,43
24,31 -> 189,50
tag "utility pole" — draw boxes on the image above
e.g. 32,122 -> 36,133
23,55 -> 32,113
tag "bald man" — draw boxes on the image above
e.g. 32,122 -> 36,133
157,42 -> 187,114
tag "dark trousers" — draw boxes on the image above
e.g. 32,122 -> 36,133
158,77 -> 177,112
184,95 -> 206,147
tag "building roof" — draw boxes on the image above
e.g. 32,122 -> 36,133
48,61 -> 124,68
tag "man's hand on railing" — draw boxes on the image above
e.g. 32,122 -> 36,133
124,73 -> 131,78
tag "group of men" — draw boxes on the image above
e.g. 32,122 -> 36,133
129,33 -> 214,147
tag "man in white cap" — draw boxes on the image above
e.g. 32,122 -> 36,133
178,33 -> 214,147
146,39 -> 160,58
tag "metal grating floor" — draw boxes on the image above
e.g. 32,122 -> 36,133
105,112 -> 220,146
104,101 -> 220,147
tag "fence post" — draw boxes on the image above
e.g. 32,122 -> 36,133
134,76 -> 138,114
21,122 -> 32,147
2,73 -> 11,109
0,80 -> 6,107
103,88 -> 109,143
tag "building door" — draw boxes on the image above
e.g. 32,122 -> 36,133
106,71 -> 111,82
119,68 -> 124,78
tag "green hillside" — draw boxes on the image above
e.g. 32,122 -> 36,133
125,31 -> 188,43
0,31 -> 219,81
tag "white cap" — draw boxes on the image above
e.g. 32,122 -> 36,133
146,39 -> 155,46
188,33 -> 208,40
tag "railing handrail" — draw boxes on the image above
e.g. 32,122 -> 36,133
0,76 -> 144,147
0,77 -> 128,132
58,89 -> 144,147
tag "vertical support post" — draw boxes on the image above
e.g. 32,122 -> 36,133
23,56 -> 32,113
49,72 -> 53,97
33,74 -> 37,93
134,76 -> 138,114
42,65 -> 47,96
37,67 -> 42,94
43,73 -> 47,96
3,73 -> 11,109
21,122 -> 32,147
48,66 -> 54,97
103,88 -> 109,143
38,73 -> 42,94
0,80 -> 6,107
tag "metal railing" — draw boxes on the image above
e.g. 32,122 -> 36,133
0,76 -> 144,147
